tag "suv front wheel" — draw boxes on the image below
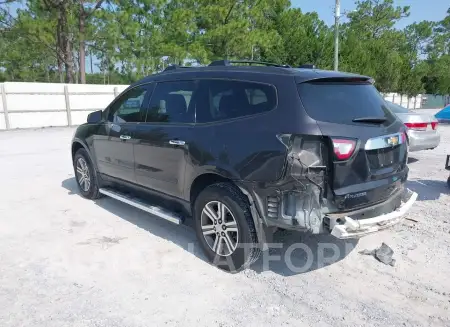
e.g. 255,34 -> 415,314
194,183 -> 261,272
73,148 -> 102,200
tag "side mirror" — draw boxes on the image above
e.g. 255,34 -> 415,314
87,110 -> 103,124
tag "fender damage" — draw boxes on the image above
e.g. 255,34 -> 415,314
240,135 -> 417,239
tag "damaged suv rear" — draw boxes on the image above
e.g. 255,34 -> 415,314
72,60 -> 417,272
258,74 -> 418,241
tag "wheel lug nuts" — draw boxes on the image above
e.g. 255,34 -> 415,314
221,232 -> 225,236
218,219 -> 222,224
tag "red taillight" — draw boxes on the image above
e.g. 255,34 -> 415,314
404,122 -> 427,131
431,122 -> 438,130
332,138 -> 356,160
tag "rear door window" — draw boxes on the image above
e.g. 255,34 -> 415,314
297,82 -> 396,125
196,79 -> 277,123
146,81 -> 196,124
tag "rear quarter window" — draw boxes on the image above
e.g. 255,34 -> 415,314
297,82 -> 396,125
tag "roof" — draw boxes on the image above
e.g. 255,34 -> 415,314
131,65 -> 371,87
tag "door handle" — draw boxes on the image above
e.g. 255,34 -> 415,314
120,135 -> 131,140
169,139 -> 186,146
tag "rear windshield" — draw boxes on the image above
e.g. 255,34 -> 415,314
297,82 -> 396,125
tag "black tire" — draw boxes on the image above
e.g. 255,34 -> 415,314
194,182 -> 261,272
73,148 -> 102,200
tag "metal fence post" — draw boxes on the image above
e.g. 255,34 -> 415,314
1,84 -> 10,130
114,87 -> 119,97
64,85 -> 72,126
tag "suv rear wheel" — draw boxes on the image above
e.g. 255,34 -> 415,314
194,183 -> 261,272
73,148 -> 102,200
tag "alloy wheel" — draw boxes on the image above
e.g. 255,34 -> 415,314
201,201 -> 239,256
76,157 -> 91,192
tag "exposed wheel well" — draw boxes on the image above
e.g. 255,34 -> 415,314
71,142 -> 84,160
190,173 -> 232,205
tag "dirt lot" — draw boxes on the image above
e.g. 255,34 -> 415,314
1,122 -> 449,327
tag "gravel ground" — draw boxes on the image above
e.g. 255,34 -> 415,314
1,119 -> 449,326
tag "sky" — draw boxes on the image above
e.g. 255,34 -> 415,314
292,0 -> 449,28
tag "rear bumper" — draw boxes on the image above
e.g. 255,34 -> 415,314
329,189 -> 417,239
408,130 -> 440,152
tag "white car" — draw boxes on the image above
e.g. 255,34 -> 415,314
387,102 -> 440,152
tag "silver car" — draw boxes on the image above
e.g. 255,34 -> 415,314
387,102 -> 440,152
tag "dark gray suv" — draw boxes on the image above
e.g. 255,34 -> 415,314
71,60 -> 417,272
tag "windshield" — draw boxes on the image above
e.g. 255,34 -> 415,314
297,82 -> 396,125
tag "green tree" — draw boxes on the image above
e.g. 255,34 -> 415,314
92,0 -> 166,78
77,0 -> 105,83
0,1 -> 61,81
423,8 -> 450,95
0,0 -> 449,91
193,0 -> 286,61
340,0 -> 410,92
262,8 -> 333,68
395,21 -> 433,97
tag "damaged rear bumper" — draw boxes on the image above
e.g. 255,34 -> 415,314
329,189 -> 418,239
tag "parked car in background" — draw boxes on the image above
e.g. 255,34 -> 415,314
435,104 -> 450,123
387,101 -> 440,152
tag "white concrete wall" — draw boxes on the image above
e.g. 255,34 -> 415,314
0,82 -> 128,130
0,114 -> 5,130
383,92 -> 424,109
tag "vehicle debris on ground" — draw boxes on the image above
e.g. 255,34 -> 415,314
359,242 -> 396,266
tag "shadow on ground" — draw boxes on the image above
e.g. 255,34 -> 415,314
408,157 -> 419,164
407,179 -> 450,201
62,177 -> 357,276
251,230 -> 358,276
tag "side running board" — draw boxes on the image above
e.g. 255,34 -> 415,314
99,188 -> 182,225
